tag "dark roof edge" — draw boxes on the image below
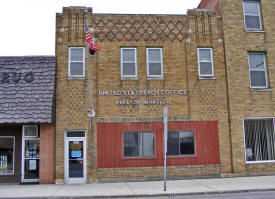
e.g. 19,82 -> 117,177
0,56 -> 56,58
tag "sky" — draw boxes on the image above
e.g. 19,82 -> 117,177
0,0 -> 201,56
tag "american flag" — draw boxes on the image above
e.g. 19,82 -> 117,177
86,23 -> 100,54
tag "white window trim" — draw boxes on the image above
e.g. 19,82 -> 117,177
123,132 -> 155,158
0,136 -> 15,175
242,0 -> 262,31
68,47 -> 85,78
243,117 -> 275,164
146,48 -> 164,79
23,125 -> 38,138
248,52 -> 268,89
167,131 -> 196,157
120,48 -> 138,79
197,48 -> 215,77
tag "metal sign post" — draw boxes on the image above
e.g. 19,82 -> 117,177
163,106 -> 168,191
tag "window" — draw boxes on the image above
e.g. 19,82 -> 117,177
243,0 -> 262,30
248,52 -> 268,88
146,48 -> 163,78
121,48 -> 137,79
67,131 -> 85,137
244,119 -> 275,162
0,137 -> 14,174
197,48 -> 214,77
68,47 -> 85,77
167,131 -> 195,156
23,125 -> 38,137
123,132 -> 154,158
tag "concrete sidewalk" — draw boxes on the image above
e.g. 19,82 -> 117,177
1,175 -> 275,198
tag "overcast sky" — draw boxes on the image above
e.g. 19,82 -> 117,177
0,0 -> 201,56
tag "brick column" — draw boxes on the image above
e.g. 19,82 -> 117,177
39,124 -> 55,184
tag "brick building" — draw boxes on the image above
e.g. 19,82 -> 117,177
55,7 -> 231,184
200,0 -> 275,175
0,57 -> 56,184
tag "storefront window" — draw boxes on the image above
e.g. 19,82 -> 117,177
0,137 -> 14,174
244,119 -> 275,162
167,131 -> 195,156
123,132 -> 154,158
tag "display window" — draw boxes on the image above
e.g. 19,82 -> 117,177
0,137 -> 14,174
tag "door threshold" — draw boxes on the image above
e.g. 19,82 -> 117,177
21,182 -> 39,185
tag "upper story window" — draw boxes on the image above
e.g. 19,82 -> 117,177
68,47 -> 85,78
120,48 -> 137,79
197,48 -> 214,78
123,132 -> 154,158
248,52 -> 268,89
167,131 -> 195,156
146,48 -> 163,78
243,0 -> 262,30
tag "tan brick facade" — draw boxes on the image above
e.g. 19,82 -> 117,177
55,7 -> 231,183
220,0 -> 275,173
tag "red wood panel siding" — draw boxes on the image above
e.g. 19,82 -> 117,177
97,121 -> 220,168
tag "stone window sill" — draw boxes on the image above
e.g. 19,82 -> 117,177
250,88 -> 272,92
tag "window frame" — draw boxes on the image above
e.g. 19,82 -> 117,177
197,47 -> 215,78
123,132 -> 155,158
146,47 -> 164,79
242,0 -> 263,31
243,117 -> 275,164
0,136 -> 15,175
68,47 -> 85,78
167,131 -> 196,157
248,52 -> 268,89
120,47 -> 138,79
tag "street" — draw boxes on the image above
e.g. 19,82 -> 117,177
135,191 -> 275,199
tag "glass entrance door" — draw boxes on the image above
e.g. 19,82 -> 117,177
23,139 -> 40,183
65,131 -> 86,184
69,141 -> 84,178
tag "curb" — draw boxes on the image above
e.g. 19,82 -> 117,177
1,188 -> 275,199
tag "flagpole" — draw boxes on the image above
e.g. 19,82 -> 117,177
85,9 -> 94,118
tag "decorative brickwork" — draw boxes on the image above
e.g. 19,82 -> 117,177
93,15 -> 188,42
